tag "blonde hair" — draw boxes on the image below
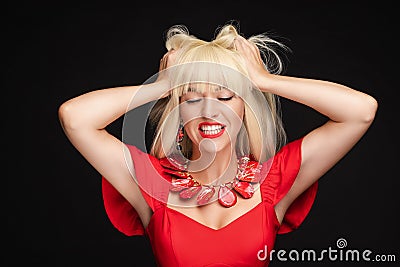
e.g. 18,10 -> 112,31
149,23 -> 288,162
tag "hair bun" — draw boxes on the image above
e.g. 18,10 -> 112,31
164,23 -> 289,74
211,24 -> 239,50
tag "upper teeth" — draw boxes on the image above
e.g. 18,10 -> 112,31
201,125 -> 223,131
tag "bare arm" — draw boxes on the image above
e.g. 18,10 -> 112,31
262,75 -> 377,222
235,36 -> 378,222
58,50 -> 175,227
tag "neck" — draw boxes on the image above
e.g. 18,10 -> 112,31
189,144 -> 238,185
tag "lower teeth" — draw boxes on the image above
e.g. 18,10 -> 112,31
203,130 -> 221,135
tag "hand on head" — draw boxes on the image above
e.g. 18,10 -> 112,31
159,48 -> 178,72
156,48 -> 178,97
234,36 -> 270,86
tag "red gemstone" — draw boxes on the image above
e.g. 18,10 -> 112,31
196,186 -> 215,205
238,171 -> 256,182
237,161 -> 262,183
234,181 -> 254,198
179,184 -> 202,199
218,186 -> 237,208
170,178 -> 195,192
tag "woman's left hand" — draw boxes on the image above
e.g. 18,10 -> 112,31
234,36 -> 271,89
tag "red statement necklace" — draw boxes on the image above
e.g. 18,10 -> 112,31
160,156 -> 263,208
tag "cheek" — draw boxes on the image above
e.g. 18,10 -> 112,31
226,101 -> 245,124
182,120 -> 200,145
227,102 -> 245,138
184,120 -> 197,132
236,102 -> 245,120
178,105 -> 198,135
179,104 -> 201,124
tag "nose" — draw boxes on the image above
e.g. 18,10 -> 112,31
201,98 -> 218,119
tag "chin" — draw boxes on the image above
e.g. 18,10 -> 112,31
199,136 -> 234,155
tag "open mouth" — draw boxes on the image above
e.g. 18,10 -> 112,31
198,122 -> 226,138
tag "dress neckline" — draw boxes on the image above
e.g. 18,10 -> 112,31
162,184 -> 266,231
165,200 -> 265,231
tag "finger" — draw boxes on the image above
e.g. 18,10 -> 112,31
167,50 -> 178,68
239,36 -> 257,52
240,37 -> 263,61
234,37 -> 245,52
235,37 -> 257,61
159,54 -> 168,71
159,61 -> 165,72
235,36 -> 254,54
250,42 -> 263,64
242,37 -> 258,55
250,42 -> 259,55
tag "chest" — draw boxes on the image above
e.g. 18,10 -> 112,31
167,186 -> 263,230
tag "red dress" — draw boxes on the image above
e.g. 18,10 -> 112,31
101,137 -> 318,266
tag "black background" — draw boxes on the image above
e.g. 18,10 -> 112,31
6,1 -> 399,266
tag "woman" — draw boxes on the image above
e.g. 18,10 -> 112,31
58,24 -> 377,266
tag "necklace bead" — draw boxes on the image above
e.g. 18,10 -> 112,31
162,155 -> 262,208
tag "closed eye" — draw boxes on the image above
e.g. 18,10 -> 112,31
218,96 -> 234,101
186,98 -> 202,103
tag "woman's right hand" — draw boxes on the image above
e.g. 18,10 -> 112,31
156,48 -> 177,86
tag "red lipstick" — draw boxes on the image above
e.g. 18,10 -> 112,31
198,122 -> 226,139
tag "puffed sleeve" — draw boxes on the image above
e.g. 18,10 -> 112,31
101,144 -> 170,236
262,137 -> 318,234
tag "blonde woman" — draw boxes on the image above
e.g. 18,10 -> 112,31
59,23 -> 377,266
